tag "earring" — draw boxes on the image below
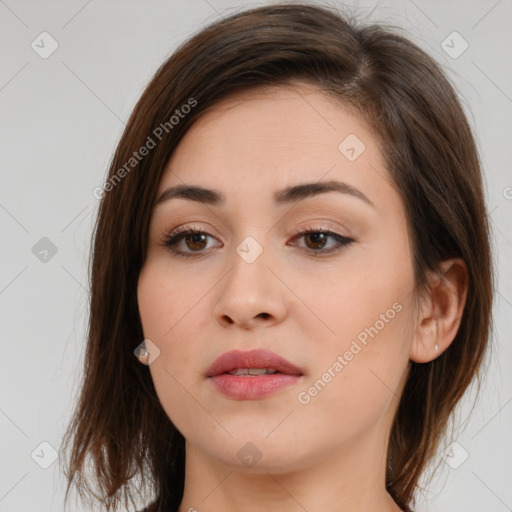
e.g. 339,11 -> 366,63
435,344 -> 439,352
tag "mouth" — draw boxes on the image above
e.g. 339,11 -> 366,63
223,368 -> 283,376
205,348 -> 304,400
205,348 -> 304,378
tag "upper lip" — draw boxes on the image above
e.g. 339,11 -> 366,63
206,349 -> 303,377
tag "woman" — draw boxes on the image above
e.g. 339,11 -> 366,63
60,3 -> 494,512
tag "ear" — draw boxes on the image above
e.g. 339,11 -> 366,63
410,258 -> 468,363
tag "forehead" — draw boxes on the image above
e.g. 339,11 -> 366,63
169,84 -> 373,161
158,83 -> 394,212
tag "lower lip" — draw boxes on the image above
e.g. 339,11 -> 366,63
208,373 -> 303,400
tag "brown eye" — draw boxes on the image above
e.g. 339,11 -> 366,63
183,232 -> 208,251
291,228 -> 354,256
303,232 -> 328,250
161,225 -> 354,259
162,226 -> 221,258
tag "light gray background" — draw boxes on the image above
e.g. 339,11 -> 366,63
1,0 -> 511,511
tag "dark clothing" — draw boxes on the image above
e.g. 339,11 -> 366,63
136,503 -> 160,512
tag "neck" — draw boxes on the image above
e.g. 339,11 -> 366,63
176,423 -> 404,512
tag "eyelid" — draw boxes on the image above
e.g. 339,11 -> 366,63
159,222 -> 355,259
162,220 -> 352,243
162,222 -> 223,242
290,219 -> 354,237
158,223 -> 222,250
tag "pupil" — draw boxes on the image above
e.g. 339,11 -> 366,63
307,232 -> 326,249
186,233 -> 206,250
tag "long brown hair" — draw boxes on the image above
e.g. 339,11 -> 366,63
60,3 -> 495,511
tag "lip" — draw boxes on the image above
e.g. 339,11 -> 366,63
206,348 -> 303,377
206,349 -> 304,400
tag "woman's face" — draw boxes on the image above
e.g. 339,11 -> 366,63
137,83 -> 417,473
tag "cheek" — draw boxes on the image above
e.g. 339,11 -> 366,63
138,259 -> 207,341
293,260 -> 414,418
296,307 -> 412,440
138,263 -> 209,432
137,259 -> 212,377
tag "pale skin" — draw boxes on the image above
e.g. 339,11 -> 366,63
137,82 -> 468,512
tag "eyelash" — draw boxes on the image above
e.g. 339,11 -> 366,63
159,224 -> 355,259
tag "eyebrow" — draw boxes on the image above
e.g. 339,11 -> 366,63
154,180 -> 375,208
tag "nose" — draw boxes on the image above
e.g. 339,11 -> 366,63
213,243 -> 288,330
